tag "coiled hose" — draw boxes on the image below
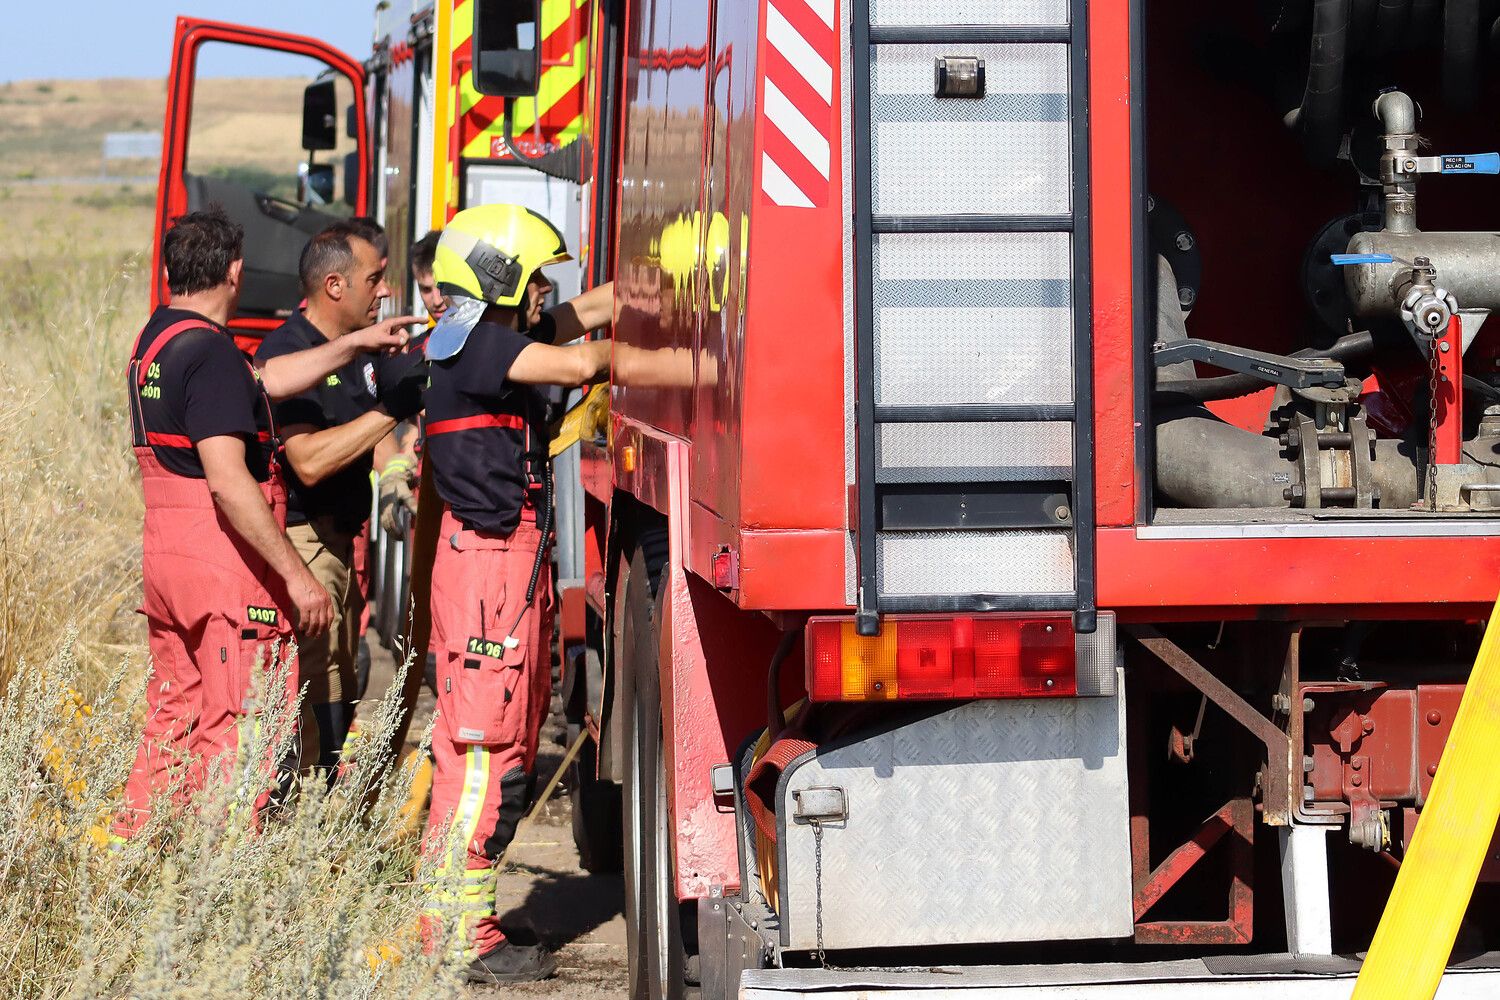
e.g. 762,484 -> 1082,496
1293,0 -> 1352,166
1444,0 -> 1481,110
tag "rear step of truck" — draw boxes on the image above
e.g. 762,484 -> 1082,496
740,955 -> 1500,998
849,0 -> 1095,634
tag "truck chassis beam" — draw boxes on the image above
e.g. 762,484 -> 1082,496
1128,626 -> 1296,823
1132,798 -> 1254,945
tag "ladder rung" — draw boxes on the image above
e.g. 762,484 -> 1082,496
868,25 -> 1071,44
873,214 -> 1073,234
879,593 -> 1078,614
876,468 -> 1075,486
875,404 -> 1074,423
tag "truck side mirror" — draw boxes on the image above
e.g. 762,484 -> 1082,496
473,0 -> 542,97
301,79 -> 338,151
298,162 -> 336,205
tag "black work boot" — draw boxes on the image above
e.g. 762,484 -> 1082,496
463,940 -> 558,984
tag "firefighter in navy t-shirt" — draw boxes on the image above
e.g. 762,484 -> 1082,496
253,220 -> 426,776
418,204 -> 612,983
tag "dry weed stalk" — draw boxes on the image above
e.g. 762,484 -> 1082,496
0,633 -> 462,998
0,253 -> 467,997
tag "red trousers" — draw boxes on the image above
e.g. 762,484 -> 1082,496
115,451 -> 297,839
421,506 -> 552,960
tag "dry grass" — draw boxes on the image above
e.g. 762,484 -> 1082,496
0,211 -> 149,685
0,635 -> 466,998
0,80 -> 461,993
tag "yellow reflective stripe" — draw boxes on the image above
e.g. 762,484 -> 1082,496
460,744 -> 489,852
426,744 -> 496,961
433,0 -> 455,223
454,0 -> 478,116
456,0 -> 587,160
540,0 -> 575,40
506,38 -> 589,135
459,83 -> 487,118
453,0 -> 473,49
424,864 -> 497,961
426,878 -> 496,905
439,744 -> 491,871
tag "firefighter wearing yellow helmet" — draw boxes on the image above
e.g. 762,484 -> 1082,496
418,203 -> 613,984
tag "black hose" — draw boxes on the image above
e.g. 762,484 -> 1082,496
765,629 -> 799,743
1410,0 -> 1442,44
1350,0 -> 1377,49
1294,0 -> 1351,166
504,455 -> 554,644
1444,0 -> 1481,111
1374,0 -> 1411,53
1153,330 -> 1375,403
523,461 -> 554,606
502,98 -> 587,184
1465,374 -> 1500,404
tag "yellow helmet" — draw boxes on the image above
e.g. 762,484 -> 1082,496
432,203 -> 572,309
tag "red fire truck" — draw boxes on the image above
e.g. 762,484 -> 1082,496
154,0 -> 1500,996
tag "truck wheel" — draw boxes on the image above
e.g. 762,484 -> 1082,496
622,546 -> 688,1000
569,720 -> 623,873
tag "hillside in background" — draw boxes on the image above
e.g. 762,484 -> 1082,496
0,76 -> 327,266
0,77 -> 311,181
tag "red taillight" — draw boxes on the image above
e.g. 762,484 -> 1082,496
805,614 -> 1076,702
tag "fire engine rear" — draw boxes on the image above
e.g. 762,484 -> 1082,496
152,0 -> 1500,996
578,0 -> 1500,995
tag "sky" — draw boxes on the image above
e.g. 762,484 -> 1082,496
0,1 -> 376,83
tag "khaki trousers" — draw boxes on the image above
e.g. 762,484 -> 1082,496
287,520 -> 365,771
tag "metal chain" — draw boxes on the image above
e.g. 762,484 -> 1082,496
1427,328 -> 1441,512
812,820 -> 827,968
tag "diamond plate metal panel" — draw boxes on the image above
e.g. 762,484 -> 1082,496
871,45 -> 1070,216
873,92 -> 1069,124
874,122 -> 1070,216
869,0 -> 1068,25
876,421 -> 1073,483
877,232 -> 1072,281
874,305 -> 1073,406
876,529 -> 1074,595
874,278 -> 1069,309
777,679 -> 1132,950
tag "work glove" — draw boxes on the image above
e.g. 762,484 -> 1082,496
378,455 -> 418,536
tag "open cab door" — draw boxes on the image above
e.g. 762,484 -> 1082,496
152,18 -> 369,352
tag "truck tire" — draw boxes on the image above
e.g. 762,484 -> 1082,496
621,545 -> 688,1000
569,719 -> 623,873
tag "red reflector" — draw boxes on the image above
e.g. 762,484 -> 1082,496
710,549 -> 736,590
896,620 -> 959,698
807,620 -> 844,702
974,618 -> 1076,697
804,614 -> 1076,702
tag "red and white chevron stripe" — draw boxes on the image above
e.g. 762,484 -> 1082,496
760,0 -> 836,208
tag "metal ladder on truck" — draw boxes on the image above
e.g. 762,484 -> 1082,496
848,0 -> 1095,636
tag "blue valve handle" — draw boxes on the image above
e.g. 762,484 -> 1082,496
1330,253 -> 1394,266
1438,153 -> 1500,174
